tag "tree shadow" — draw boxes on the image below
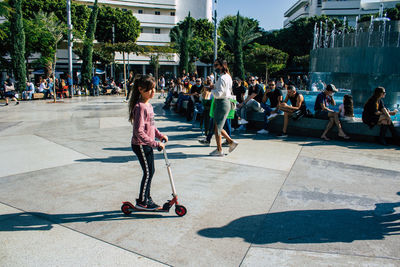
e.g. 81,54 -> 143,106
0,210 -> 177,232
198,194 -> 400,245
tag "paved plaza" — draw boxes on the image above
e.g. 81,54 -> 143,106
0,96 -> 399,266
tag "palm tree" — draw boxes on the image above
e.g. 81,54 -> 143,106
0,0 -> 12,40
220,12 -> 261,80
34,12 -> 65,74
34,11 -> 66,101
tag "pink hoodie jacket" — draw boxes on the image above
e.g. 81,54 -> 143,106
131,102 -> 163,148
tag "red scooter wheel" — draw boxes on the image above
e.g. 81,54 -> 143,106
175,205 -> 187,217
121,203 -> 132,215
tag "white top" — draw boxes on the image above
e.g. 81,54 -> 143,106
339,104 -> 344,117
212,73 -> 232,99
39,82 -> 46,92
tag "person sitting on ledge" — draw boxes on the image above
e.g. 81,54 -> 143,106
236,76 -> 265,131
22,80 -> 35,100
314,84 -> 350,141
362,86 -> 399,146
258,80 -> 283,135
175,80 -> 191,113
276,85 -> 306,138
339,94 -> 356,122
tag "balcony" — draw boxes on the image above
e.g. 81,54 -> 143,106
284,6 -> 309,27
137,33 -> 170,44
134,13 -> 176,26
284,0 -> 308,17
86,0 -> 176,9
321,0 -> 360,16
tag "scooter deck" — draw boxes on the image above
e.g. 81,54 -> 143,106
129,207 -> 169,213
121,201 -> 171,214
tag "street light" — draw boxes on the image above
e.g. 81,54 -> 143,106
213,0 -> 217,76
67,0 -> 73,97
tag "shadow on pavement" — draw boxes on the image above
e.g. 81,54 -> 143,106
0,210 -> 177,231
75,151 -> 207,163
198,194 -> 400,244
103,143 -> 206,151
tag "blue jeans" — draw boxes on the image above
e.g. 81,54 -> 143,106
177,94 -> 190,112
261,103 -> 283,130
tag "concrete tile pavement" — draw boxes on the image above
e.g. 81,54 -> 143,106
0,95 -> 399,266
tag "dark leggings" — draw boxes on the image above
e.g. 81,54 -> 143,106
132,144 -> 155,202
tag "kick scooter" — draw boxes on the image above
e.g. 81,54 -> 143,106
121,141 -> 187,217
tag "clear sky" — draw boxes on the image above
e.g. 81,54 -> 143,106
216,0 -> 296,31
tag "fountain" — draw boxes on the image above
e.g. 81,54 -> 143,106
310,4 -> 400,108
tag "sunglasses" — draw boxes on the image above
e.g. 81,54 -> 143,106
268,84 -> 275,86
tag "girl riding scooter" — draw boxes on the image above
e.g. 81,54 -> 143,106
128,74 -> 168,210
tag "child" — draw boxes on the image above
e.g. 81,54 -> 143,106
128,75 -> 168,210
339,94 -> 355,122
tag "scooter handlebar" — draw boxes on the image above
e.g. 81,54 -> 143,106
157,140 -> 167,151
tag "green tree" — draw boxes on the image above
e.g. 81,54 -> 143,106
245,43 -> 288,80
95,6 -> 140,43
9,0 -> 26,92
360,5 -> 400,22
81,0 -> 99,91
21,0 -> 90,39
0,0 -> 12,40
170,13 -> 193,75
265,15 -> 344,57
220,12 -> 262,80
293,55 -> 310,73
32,11 -> 66,78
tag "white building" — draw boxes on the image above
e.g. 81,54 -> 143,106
284,0 -> 400,28
72,0 -> 213,78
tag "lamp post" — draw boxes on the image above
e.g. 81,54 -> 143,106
213,0 -> 217,76
67,0 -> 73,97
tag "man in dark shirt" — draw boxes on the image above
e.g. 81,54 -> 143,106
232,77 -> 246,104
257,80 -> 283,134
314,84 -> 349,140
237,76 -> 264,128
186,78 -> 203,121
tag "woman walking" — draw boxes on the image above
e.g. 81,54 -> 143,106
209,59 -> 238,157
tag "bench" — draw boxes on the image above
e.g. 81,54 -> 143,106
246,111 -> 399,142
56,86 -> 69,98
32,93 -> 44,99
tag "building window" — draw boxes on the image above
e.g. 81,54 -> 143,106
170,12 -> 175,16
138,10 -> 143,14
155,11 -> 161,15
317,0 -> 322,7
141,28 -> 143,33
155,28 -> 161,34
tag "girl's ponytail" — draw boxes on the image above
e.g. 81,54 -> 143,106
128,74 -> 156,124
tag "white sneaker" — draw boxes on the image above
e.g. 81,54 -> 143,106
267,113 -> 278,120
228,141 -> 239,153
257,129 -> 269,134
209,149 -> 224,157
238,119 -> 248,125
237,125 -> 246,131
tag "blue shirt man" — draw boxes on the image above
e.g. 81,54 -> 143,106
92,75 -> 100,96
